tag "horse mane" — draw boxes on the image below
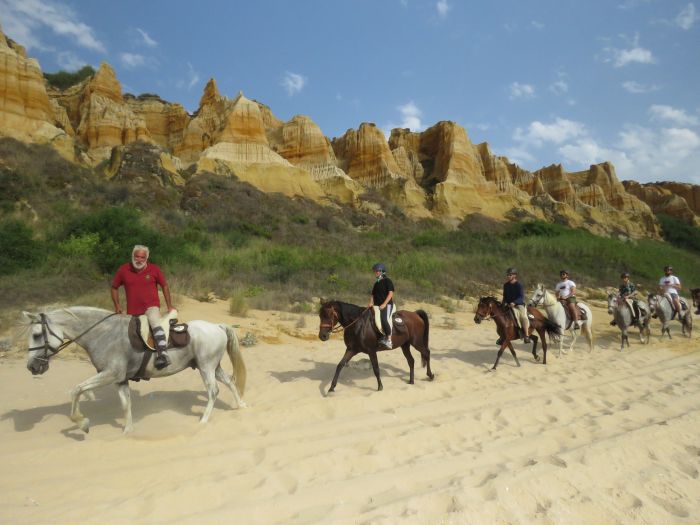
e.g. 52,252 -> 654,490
327,300 -> 365,324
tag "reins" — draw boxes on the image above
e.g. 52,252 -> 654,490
321,305 -> 370,334
28,312 -> 119,362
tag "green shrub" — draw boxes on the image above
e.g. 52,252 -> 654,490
44,65 -> 96,90
0,220 -> 40,274
658,214 -> 700,253
228,290 -> 248,316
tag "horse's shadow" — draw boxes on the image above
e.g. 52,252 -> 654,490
269,357 -> 413,395
434,342 -> 541,369
1,387 -> 229,439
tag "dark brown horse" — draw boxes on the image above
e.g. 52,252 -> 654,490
473,296 -> 561,370
318,300 -> 433,393
692,288 -> 700,315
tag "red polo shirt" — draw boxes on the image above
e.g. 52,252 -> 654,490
111,263 -> 167,315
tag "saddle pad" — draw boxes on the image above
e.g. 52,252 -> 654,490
137,309 -> 179,349
372,306 -> 399,335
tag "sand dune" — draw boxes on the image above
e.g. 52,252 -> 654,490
1,297 -> 698,524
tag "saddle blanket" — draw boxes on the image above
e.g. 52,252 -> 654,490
372,305 -> 400,335
128,310 -> 190,351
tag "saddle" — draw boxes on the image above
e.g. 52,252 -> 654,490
127,310 -> 190,352
371,306 -> 402,336
559,301 -> 588,329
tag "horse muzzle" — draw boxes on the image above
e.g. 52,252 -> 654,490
27,360 -> 49,375
473,315 -> 482,324
318,331 -> 330,342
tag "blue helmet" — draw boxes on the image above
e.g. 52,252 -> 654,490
372,262 -> 387,273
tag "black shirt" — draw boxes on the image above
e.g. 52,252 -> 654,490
372,276 -> 395,306
502,281 -> 525,305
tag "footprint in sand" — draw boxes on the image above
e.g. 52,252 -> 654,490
547,455 -> 568,468
650,495 -> 690,518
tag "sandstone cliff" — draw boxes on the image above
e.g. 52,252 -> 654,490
0,29 -> 689,239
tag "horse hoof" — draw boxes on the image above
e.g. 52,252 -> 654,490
79,419 -> 90,433
123,425 -> 134,435
408,380 -> 414,385
377,385 -> 383,391
428,373 -> 435,381
238,401 -> 249,409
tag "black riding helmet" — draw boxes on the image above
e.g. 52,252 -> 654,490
372,262 -> 387,273
621,272 -> 630,278
506,267 -> 517,275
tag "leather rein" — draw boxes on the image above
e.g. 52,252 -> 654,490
28,312 -> 118,362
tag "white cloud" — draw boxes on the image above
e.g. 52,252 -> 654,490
622,80 -> 660,93
549,79 -> 568,96
649,104 -> 699,126
436,0 -> 449,18
557,125 -> 700,183
176,62 -> 200,91
514,118 -> 587,147
282,71 -> 306,96
676,3 -> 698,30
508,82 -> 535,100
503,146 -> 537,166
602,34 -> 655,67
119,52 -> 147,69
56,51 -> 86,71
383,100 -> 425,136
135,27 -> 157,47
531,20 -> 544,30
0,0 -> 106,53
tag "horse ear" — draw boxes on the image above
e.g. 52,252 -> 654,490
21,311 -> 37,323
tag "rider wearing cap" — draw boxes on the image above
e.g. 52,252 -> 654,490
658,265 -> 682,319
555,270 -> 581,329
369,262 -> 394,349
611,272 -> 641,326
502,268 -> 530,343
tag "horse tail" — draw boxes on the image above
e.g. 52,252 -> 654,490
222,324 -> 246,396
416,309 -> 430,368
542,317 -> 562,337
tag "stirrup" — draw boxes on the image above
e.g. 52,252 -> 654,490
154,352 -> 171,370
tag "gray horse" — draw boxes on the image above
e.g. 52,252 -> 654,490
647,294 -> 693,339
606,293 -> 651,350
23,306 -> 246,434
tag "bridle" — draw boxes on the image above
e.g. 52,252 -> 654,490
530,287 -> 554,308
28,312 -> 118,363
320,305 -> 369,334
474,298 -> 504,322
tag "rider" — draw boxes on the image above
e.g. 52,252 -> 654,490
611,272 -> 641,327
658,265 -> 682,319
502,268 -> 530,344
368,262 -> 394,349
111,245 -> 175,369
555,269 -> 581,329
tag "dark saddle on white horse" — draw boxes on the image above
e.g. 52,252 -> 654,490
127,315 -> 190,352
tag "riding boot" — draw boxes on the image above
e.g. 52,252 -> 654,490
152,328 -> 170,370
523,336 -> 531,343
379,336 -> 392,349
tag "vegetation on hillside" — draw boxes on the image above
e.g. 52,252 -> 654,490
1,138 -> 699,321
43,65 -> 96,90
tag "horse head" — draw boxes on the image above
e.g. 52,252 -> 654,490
606,292 -> 618,314
22,311 -> 64,376
691,288 -> 700,314
528,284 -> 546,307
474,296 -> 498,324
318,300 -> 339,341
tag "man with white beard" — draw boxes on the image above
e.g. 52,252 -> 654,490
111,245 -> 175,369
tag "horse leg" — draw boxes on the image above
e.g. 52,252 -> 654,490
215,365 -> 246,409
508,342 -> 521,367
116,381 -> 133,434
329,349 -> 357,393
198,367 -> 219,424
584,322 -> 594,353
70,370 -> 119,433
568,329 -> 578,353
539,329 -> 548,365
368,351 -> 383,391
401,344 -> 415,384
530,334 -> 539,362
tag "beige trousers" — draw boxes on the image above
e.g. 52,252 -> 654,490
513,305 -> 530,336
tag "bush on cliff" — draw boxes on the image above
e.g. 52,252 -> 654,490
44,65 -> 96,90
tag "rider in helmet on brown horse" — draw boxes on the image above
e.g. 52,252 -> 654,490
368,262 -> 394,349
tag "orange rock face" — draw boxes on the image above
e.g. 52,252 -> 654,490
623,180 -> 700,225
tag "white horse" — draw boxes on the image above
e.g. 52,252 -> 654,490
528,284 -> 594,356
23,307 -> 246,434
606,293 -> 651,350
647,294 -> 693,339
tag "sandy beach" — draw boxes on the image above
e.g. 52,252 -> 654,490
0,297 -> 698,524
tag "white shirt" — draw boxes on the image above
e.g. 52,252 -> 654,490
659,275 -> 680,295
556,279 -> 576,299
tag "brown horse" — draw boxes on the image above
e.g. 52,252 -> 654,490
692,288 -> 700,315
473,296 -> 561,370
318,300 -> 433,393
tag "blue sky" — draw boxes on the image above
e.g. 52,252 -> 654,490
1,0 -> 699,183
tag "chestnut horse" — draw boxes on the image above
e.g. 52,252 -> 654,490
473,296 -> 561,370
318,300 -> 433,393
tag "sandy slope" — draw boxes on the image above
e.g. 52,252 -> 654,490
0,297 -> 698,525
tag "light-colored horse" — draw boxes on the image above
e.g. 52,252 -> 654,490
647,294 -> 693,339
606,293 -> 651,350
23,306 -> 246,434
528,284 -> 594,356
